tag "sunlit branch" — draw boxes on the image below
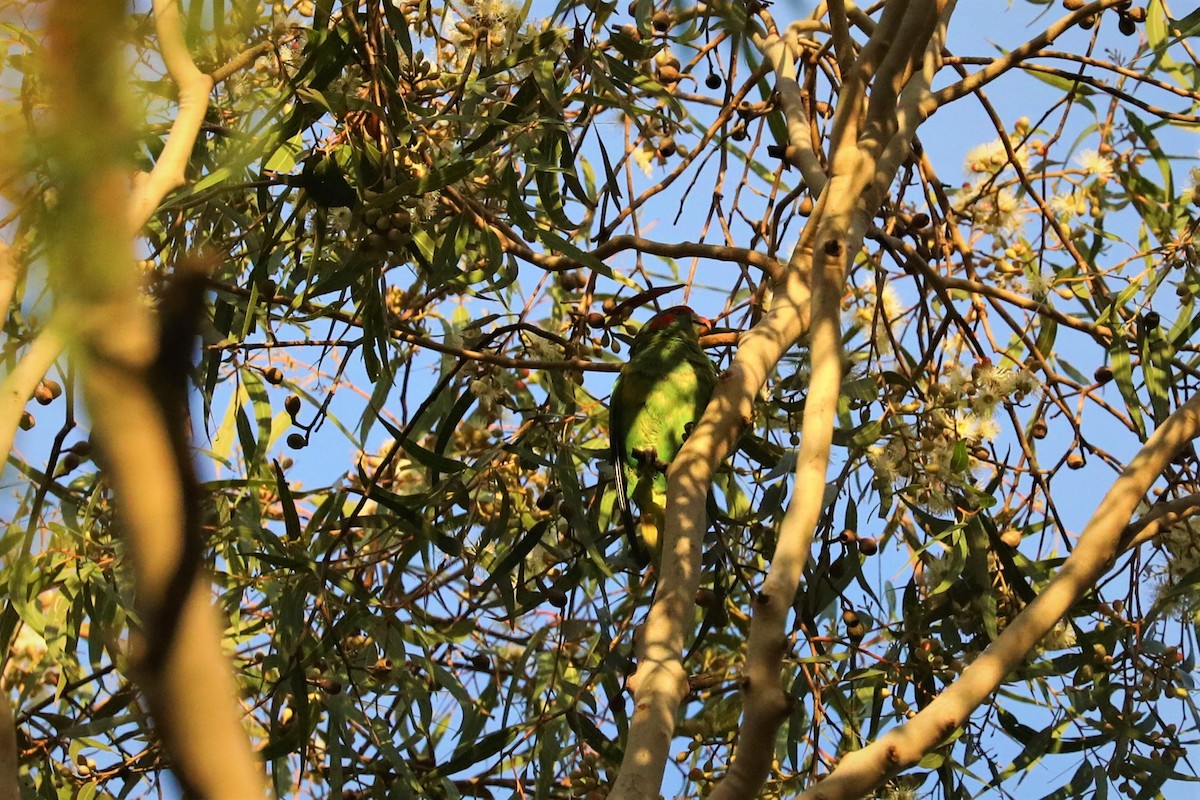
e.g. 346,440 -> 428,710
127,0 -> 215,234
953,51 -> 1200,104
0,656 -> 16,800
0,240 -> 20,320
43,0 -> 268,796
803,392 -> 1200,800
922,0 -> 1131,114
454,191 -> 783,277
755,29 -> 828,194
0,325 -> 64,486
708,4 -> 953,796
1121,492 -> 1200,552
997,62 -> 1200,125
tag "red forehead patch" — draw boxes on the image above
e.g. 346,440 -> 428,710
647,305 -> 698,330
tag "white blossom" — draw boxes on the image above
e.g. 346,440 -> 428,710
1076,148 -> 1114,180
328,206 -> 352,233
1048,190 -> 1085,220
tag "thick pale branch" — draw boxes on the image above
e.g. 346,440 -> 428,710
0,664 -> 17,800
1121,492 -> 1200,552
607,271 -> 814,800
708,6 -> 954,796
44,1 -> 268,796
756,31 -> 828,193
83,344 -> 269,799
921,0 -> 1128,115
0,241 -> 20,320
872,2 -> 953,203
127,0 -> 215,234
827,0 -> 910,153
859,0 -> 945,159
803,394 -> 1200,800
825,0 -> 855,78
707,230 -> 844,800
0,326 -> 64,477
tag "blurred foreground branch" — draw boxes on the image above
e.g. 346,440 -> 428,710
43,0 -> 268,797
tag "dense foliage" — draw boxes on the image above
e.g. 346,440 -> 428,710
3,1 -> 1200,798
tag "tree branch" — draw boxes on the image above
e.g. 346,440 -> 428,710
0,240 -> 20,321
708,5 -> 953,796
44,1 -> 268,797
0,673 -> 18,800
803,392 -> 1200,799
127,0 -> 215,234
921,0 -> 1129,115
0,325 -> 64,481
1121,492 -> 1200,553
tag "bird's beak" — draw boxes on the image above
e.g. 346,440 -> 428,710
695,315 -> 714,336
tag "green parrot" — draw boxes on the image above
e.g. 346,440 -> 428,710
611,305 -> 718,562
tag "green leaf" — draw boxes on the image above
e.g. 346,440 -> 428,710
1138,320 -> 1173,427
949,440 -> 969,474
463,76 -> 540,155
1108,337 -> 1146,440
272,460 -> 302,542
534,130 -> 579,231
241,368 -> 274,473
1026,68 -> 1097,104
263,133 -> 304,173
479,520 -> 551,596
566,709 -> 623,762
376,414 -> 466,475
437,725 -> 517,776
1033,313 -> 1057,362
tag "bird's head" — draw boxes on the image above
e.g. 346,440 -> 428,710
645,306 -> 712,336
628,306 -> 711,355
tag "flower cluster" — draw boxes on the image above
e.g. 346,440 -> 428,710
1040,620 -> 1078,652
348,441 -> 427,496
869,362 -> 1034,515
1160,517 -> 1200,585
964,137 -> 1030,176
445,0 -> 523,65
470,364 -> 519,414
1075,148 -> 1115,181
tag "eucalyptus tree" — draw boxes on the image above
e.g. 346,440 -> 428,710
2,1 -> 1200,799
